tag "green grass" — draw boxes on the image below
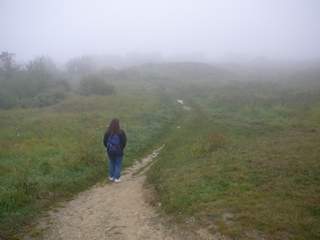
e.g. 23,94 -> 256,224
1,71 -> 320,239
0,88 -> 179,237
148,82 -> 320,239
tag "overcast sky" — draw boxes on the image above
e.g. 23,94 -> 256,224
1,0 -> 320,62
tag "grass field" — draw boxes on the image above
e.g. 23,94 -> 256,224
1,62 -> 320,239
0,85 -> 179,236
148,80 -> 320,239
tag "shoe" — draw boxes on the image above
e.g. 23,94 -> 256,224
114,178 -> 121,183
108,177 -> 114,181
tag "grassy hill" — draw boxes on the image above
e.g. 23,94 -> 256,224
147,77 -> 320,239
1,61 -> 319,239
0,82 -> 180,237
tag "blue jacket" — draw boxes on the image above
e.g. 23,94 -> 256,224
103,130 -> 127,157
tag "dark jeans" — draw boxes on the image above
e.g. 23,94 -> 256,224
108,156 -> 123,180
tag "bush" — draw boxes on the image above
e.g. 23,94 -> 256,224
78,75 -> 115,96
30,91 -> 66,107
0,90 -> 16,109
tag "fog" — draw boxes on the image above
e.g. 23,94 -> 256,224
1,0 -> 320,63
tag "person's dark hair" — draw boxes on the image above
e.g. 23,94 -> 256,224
107,118 -> 120,134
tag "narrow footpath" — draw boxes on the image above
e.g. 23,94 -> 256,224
24,147 -> 222,240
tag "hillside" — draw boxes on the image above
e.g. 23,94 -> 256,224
0,61 -> 319,239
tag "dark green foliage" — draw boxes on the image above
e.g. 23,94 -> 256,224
0,55 -> 70,109
78,75 -> 115,96
0,90 -> 16,109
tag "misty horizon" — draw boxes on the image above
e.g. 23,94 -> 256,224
1,0 -> 320,63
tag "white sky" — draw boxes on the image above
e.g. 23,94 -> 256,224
1,0 -> 320,62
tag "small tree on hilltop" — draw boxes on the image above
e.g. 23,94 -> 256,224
0,51 -> 18,79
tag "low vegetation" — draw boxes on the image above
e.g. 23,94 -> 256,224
0,54 -> 181,236
78,74 -> 115,96
1,54 -> 319,239
0,90 -> 179,236
148,79 -> 320,239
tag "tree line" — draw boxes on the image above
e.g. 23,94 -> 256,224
0,52 -> 115,109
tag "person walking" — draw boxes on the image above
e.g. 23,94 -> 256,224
103,118 -> 127,183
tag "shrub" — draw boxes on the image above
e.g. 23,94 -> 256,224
78,75 -> 115,96
30,90 -> 66,107
0,90 -> 16,109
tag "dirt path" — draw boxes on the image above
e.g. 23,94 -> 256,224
24,147 -> 194,240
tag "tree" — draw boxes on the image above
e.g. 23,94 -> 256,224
0,51 -> 18,79
66,56 -> 96,76
22,57 -> 56,95
26,56 -> 58,78
0,55 -> 70,109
